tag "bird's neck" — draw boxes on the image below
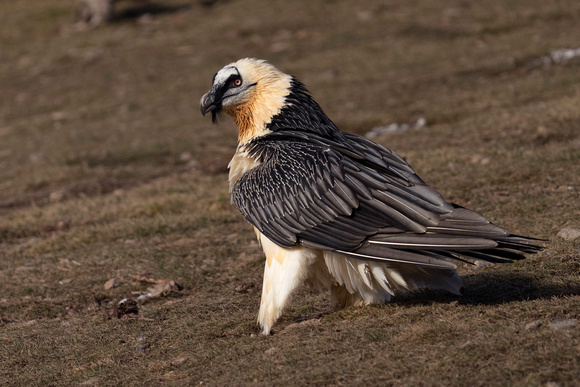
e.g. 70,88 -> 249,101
230,102 -> 270,145
265,79 -> 341,139
229,74 -> 293,145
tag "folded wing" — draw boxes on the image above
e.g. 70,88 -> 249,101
231,131 -> 540,269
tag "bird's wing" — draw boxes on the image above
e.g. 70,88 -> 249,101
232,131 -> 521,269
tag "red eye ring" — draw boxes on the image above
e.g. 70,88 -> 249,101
233,78 -> 242,87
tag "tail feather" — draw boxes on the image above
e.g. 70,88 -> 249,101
343,205 -> 542,268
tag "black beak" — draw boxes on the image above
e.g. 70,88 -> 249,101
200,92 -> 216,116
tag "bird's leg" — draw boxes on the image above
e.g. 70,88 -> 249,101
257,233 -> 317,334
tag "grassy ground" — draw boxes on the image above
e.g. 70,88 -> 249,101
1,0 -> 579,385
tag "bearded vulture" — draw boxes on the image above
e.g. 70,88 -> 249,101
199,58 -> 540,334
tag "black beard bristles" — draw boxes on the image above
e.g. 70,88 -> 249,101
211,109 -> 223,124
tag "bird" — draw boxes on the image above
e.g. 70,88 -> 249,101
200,58 -> 541,334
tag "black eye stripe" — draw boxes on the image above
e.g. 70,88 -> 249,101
225,74 -> 242,87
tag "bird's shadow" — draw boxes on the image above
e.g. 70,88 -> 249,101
112,2 -> 191,22
272,268 -> 578,334
270,270 -> 579,335
390,270 -> 580,307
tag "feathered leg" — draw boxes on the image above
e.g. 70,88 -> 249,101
324,252 -> 463,308
257,232 -> 318,334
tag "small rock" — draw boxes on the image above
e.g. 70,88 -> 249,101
524,320 -> 542,330
548,319 -> 575,331
471,154 -> 491,165
536,125 -> 549,136
557,227 -> 580,241
136,342 -> 150,351
415,117 -> 427,129
179,152 -> 192,162
170,356 -> 188,367
550,47 -> 580,65
449,301 -> 459,307
49,188 -> 68,202
56,220 -> 70,231
365,117 -> 427,139
474,260 -> 494,268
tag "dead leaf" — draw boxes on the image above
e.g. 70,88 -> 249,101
132,276 -> 183,303
104,278 -> 120,290
131,274 -> 166,284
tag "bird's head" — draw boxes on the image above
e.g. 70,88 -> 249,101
200,58 -> 293,143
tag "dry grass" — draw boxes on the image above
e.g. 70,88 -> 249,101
1,0 -> 579,385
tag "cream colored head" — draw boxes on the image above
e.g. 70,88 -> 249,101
200,58 -> 293,144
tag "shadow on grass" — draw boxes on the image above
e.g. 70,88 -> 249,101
391,270 -> 580,307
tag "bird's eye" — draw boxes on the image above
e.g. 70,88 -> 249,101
232,78 -> 242,87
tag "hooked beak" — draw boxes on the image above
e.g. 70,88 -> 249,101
200,92 -> 216,116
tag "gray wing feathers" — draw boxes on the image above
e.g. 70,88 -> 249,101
232,132 -> 538,267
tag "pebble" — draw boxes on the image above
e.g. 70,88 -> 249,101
49,188 -> 68,202
136,342 -> 151,351
548,319 -> 575,331
551,48 -> 580,65
524,320 -> 542,330
179,152 -> 192,162
365,117 -> 426,139
557,227 -> 580,241
171,356 -> 188,367
474,260 -> 494,268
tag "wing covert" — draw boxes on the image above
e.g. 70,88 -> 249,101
231,134 -> 453,260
